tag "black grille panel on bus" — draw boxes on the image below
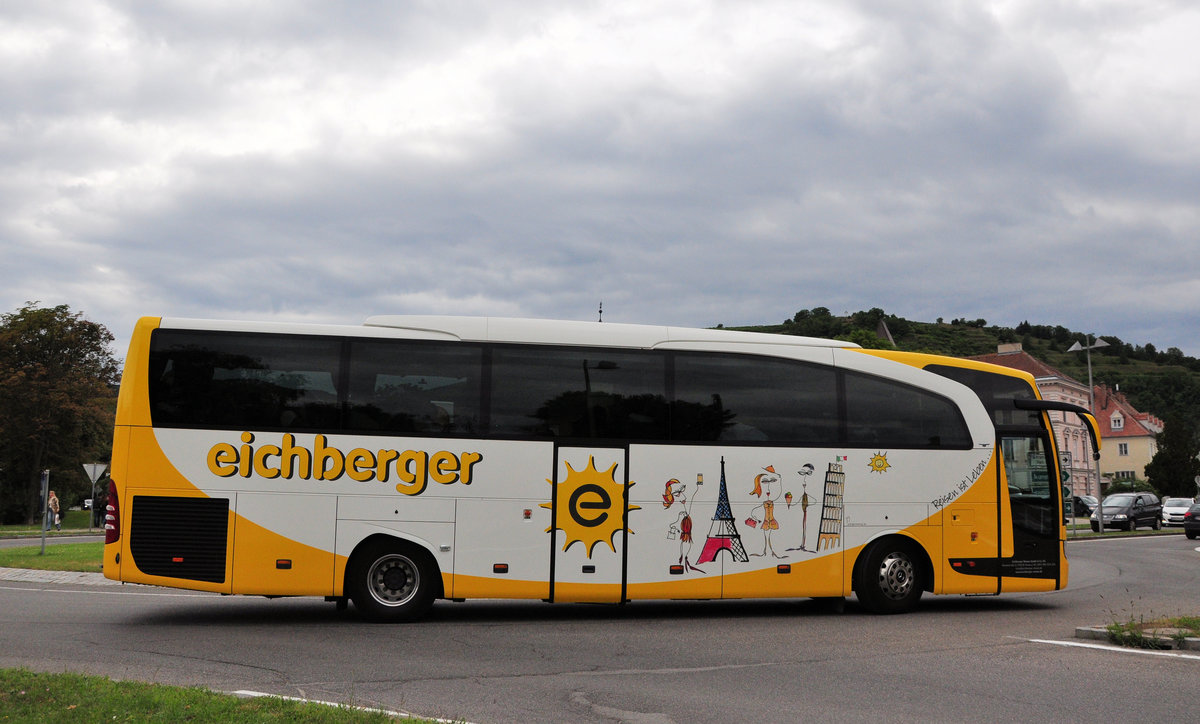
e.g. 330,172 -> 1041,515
130,496 -> 229,583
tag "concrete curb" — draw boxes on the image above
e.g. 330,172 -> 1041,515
0,567 -> 119,586
1075,625 -> 1200,651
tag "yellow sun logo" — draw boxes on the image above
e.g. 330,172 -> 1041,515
541,456 -> 639,558
868,452 -> 891,474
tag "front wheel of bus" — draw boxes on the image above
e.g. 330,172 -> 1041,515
855,540 -> 923,614
348,542 -> 436,623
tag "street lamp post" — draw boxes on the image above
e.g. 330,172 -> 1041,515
1068,336 -> 1109,533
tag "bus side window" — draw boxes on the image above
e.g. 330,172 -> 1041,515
345,340 -> 482,436
148,330 -> 342,431
843,371 -> 971,449
671,353 -> 839,444
489,346 -> 668,440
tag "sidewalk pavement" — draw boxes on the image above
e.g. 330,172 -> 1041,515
0,567 -> 118,586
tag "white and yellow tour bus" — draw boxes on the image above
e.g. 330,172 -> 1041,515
103,315 -> 1099,621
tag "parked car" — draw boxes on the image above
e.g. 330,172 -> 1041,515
1072,495 -> 1098,517
1183,504 -> 1200,540
1090,492 -> 1162,532
1161,497 -> 1194,526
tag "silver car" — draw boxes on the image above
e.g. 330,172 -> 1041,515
1161,497 -> 1194,526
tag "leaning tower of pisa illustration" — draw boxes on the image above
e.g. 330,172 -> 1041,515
817,462 -> 845,551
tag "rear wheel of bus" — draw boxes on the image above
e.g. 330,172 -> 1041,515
347,539 -> 438,623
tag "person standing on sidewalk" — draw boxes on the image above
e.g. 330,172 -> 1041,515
47,490 -> 61,531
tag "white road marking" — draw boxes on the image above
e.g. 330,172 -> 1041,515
1025,637 -> 1200,660
232,690 -> 466,722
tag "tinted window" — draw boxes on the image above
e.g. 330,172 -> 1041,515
489,346 -> 668,439
924,364 -> 1041,428
147,330 -> 971,449
672,353 -> 840,444
345,340 -> 482,435
149,330 -> 342,430
844,371 -> 972,448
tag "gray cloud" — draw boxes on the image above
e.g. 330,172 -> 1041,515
2,0 -> 1197,359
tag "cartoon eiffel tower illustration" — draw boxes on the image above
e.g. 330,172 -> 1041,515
697,456 -> 748,564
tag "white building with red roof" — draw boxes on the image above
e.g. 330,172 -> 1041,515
1091,383 -> 1161,485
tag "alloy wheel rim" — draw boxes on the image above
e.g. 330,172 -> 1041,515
877,551 -> 915,600
367,554 -> 419,607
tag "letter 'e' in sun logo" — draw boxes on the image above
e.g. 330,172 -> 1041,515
868,452 -> 891,474
541,456 -> 639,558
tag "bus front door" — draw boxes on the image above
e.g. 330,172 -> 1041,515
548,446 -> 630,603
998,433 -> 1062,588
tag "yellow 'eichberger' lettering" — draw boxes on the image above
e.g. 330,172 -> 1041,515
205,433 -> 483,496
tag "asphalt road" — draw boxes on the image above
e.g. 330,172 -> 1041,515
1,533 -> 1197,723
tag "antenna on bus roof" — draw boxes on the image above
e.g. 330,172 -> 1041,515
598,301 -> 603,323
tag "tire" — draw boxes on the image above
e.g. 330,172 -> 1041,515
1127,519 -> 1136,531
1152,518 -> 1161,530
855,539 -> 923,614
1187,531 -> 1198,540
1090,523 -> 1099,533
347,540 -> 437,623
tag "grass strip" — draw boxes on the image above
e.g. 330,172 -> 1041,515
0,510 -> 95,534
0,542 -> 104,572
1105,614 -> 1200,649
0,668 -> 433,722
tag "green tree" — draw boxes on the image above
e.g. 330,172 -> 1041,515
850,307 -> 886,331
1143,414 -> 1200,498
846,327 -> 892,349
790,307 -> 842,338
0,303 -> 119,524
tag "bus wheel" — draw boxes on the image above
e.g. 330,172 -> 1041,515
347,541 -> 436,623
856,540 -> 923,614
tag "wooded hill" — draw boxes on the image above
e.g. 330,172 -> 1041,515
727,307 -> 1200,432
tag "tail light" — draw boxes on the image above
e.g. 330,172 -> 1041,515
104,478 -> 120,544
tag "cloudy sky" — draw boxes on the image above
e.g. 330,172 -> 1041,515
3,0 -> 1198,359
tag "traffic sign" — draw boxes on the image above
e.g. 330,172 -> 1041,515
82,463 -> 108,483
82,463 -> 108,532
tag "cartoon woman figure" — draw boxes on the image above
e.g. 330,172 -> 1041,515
664,479 -> 704,573
662,479 -> 683,508
749,466 -> 784,558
